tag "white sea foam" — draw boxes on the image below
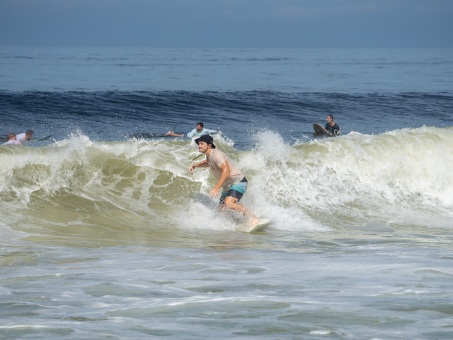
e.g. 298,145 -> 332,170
0,127 -> 452,233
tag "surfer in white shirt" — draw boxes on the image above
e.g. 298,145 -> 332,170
166,122 -> 217,138
188,134 -> 262,227
16,130 -> 34,142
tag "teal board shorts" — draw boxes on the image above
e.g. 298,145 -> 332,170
219,177 -> 248,205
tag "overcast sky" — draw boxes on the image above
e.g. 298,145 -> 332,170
1,0 -> 452,48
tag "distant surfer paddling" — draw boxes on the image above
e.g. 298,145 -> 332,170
16,130 -> 34,143
188,134 -> 262,227
166,121 -> 217,138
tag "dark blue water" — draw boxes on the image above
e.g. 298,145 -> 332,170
1,90 -> 452,149
1,47 -> 452,148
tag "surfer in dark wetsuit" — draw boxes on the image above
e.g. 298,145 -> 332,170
325,114 -> 340,135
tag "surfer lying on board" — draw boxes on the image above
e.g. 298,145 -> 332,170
188,134 -> 262,227
3,133 -> 22,145
16,130 -> 34,143
166,121 -> 217,138
325,114 -> 340,135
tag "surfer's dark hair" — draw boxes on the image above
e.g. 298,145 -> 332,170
197,122 -> 204,128
327,114 -> 334,120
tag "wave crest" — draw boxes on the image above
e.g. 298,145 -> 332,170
1,127 -> 452,233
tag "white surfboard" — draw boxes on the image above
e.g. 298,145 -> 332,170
237,218 -> 271,233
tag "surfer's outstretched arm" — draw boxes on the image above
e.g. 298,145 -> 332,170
166,131 -> 184,137
188,159 -> 208,174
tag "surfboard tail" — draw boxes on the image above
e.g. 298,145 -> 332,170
237,218 -> 271,233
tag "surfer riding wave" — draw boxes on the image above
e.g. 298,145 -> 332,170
188,134 -> 263,228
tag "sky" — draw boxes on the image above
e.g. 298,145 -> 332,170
0,0 -> 452,48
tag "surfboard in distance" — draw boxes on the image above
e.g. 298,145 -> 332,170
129,132 -> 180,139
237,218 -> 271,233
37,135 -> 52,141
313,123 -> 333,136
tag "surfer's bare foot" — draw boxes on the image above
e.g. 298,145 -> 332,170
248,216 -> 261,227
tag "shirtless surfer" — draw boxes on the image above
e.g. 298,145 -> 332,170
188,134 -> 261,227
3,133 -> 22,145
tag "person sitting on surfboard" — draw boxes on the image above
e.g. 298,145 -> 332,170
325,114 -> 340,135
188,134 -> 262,227
166,122 -> 217,138
16,130 -> 33,142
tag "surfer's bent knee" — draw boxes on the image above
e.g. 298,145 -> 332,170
220,189 -> 244,205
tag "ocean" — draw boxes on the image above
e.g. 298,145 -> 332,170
1,46 -> 453,339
